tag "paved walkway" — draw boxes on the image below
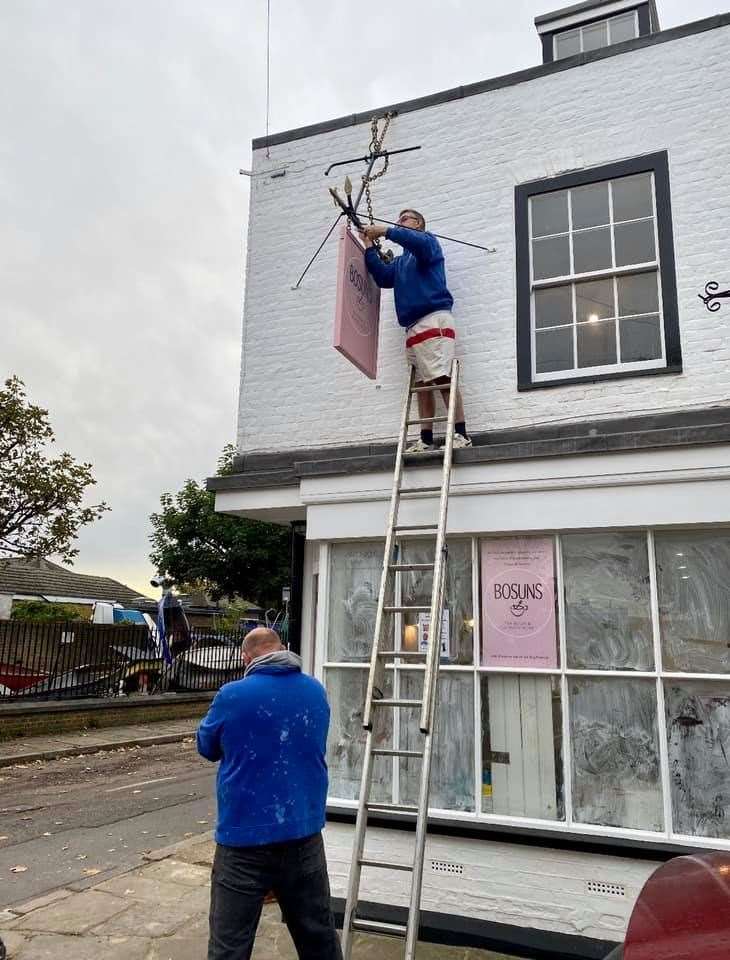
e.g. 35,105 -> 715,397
0,833 -> 516,959
0,717 -> 200,768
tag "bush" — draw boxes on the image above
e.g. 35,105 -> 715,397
10,600 -> 89,622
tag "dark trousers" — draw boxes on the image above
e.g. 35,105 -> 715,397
208,832 -> 343,960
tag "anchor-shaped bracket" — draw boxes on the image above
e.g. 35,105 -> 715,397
698,281 -> 730,312
328,176 -> 394,263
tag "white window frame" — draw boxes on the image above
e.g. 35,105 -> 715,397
552,9 -> 639,60
528,172 -> 666,383
318,531 -> 730,851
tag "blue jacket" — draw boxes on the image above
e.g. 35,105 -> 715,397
364,225 -> 454,328
196,663 -> 330,847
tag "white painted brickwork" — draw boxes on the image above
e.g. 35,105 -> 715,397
323,822 -> 659,942
238,24 -> 730,455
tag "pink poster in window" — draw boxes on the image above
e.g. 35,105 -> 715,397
481,537 -> 558,668
333,225 -> 381,379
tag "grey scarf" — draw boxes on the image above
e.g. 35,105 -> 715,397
244,649 -> 303,678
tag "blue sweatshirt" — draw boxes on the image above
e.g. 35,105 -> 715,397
364,225 -> 454,328
196,664 -> 330,847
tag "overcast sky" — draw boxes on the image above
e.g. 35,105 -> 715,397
2,1 -> 726,600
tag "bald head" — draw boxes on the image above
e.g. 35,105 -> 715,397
242,627 -> 284,663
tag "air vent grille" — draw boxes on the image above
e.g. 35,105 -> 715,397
430,859 -> 464,876
587,880 -> 626,898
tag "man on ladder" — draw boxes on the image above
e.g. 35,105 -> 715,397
343,212 -> 465,958
360,211 -> 471,452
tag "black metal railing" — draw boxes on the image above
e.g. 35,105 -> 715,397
0,620 -> 248,701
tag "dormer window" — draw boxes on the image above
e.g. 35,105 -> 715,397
554,10 -> 638,59
535,1 -> 660,65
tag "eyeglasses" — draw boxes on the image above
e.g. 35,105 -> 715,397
398,214 -> 419,224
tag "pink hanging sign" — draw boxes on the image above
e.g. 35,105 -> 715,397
333,225 -> 381,379
481,537 -> 558,668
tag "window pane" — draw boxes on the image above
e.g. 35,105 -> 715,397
575,278 -> 614,324
533,235 -> 570,280
582,20 -> 608,52
655,532 -> 730,674
325,668 -> 392,801
615,220 -> 656,267
571,182 -> 610,230
535,285 -> 572,329
400,539 -> 473,664
531,191 -> 569,238
666,681 -> 730,839
400,671 -> 474,811
563,532 -> 654,670
577,318 -> 616,367
570,678 -> 663,831
536,327 -> 573,374
555,29 -> 580,59
610,11 -> 637,44
481,674 -> 564,820
612,173 -> 653,222
573,226 -> 612,273
327,542 -> 383,662
617,271 -> 659,316
621,314 -> 662,362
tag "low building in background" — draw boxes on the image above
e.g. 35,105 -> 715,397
0,557 -> 149,620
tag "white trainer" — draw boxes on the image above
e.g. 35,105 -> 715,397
452,433 -> 472,449
405,438 -> 436,453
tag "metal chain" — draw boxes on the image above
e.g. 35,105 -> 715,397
363,113 -> 394,261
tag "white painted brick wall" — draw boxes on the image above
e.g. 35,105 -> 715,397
323,821 -> 659,942
238,25 -> 730,455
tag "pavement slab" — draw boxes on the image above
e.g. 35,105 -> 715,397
91,899 -> 204,939
146,935 -> 210,959
0,718 -> 200,768
13,889 -> 129,935
137,858 -> 211,887
9,890 -> 73,916
11,933 -> 151,960
0,930 -> 29,958
167,837 -> 216,866
94,873 -> 198,905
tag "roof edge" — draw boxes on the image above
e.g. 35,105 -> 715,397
534,0 -> 658,27
252,12 -> 728,150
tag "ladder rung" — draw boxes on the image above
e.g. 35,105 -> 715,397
372,698 -> 423,708
359,858 -> 413,872
389,562 -> 435,570
383,605 -> 431,613
411,383 -> 445,393
352,918 -> 407,938
367,801 -> 419,813
372,748 -> 423,758
377,650 -> 425,658
398,486 -> 441,495
407,416 -> 448,425
394,524 -> 438,532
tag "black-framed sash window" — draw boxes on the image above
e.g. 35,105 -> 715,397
515,151 -> 681,391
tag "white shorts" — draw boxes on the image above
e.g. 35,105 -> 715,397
404,311 -> 456,382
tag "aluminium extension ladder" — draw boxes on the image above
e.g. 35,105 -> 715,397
341,359 -> 461,960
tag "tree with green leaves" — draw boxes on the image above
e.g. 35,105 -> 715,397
149,446 -> 290,609
0,376 -> 109,563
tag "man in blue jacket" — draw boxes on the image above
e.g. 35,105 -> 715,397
197,627 -> 342,960
361,209 -> 471,452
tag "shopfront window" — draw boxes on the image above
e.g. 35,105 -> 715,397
569,677 -> 662,831
563,532 -> 653,670
324,539 -> 474,813
322,530 -> 730,847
